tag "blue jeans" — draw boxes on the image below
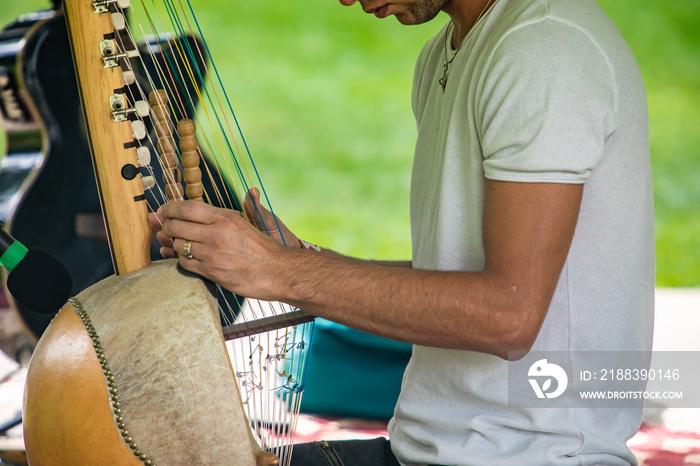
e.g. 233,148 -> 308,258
290,438 -> 401,466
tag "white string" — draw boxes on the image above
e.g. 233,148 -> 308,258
112,1 -> 314,459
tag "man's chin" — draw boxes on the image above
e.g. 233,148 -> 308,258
394,8 -> 443,25
393,12 -> 421,25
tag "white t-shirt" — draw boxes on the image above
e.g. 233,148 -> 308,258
388,0 -> 654,464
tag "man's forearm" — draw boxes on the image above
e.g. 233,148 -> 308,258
316,246 -> 412,269
269,248 -> 536,359
265,181 -> 583,359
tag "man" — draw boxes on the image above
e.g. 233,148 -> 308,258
152,0 -> 654,464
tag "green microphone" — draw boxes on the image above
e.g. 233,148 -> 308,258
0,224 -> 73,314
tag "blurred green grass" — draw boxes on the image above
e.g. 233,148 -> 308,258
0,0 -> 697,286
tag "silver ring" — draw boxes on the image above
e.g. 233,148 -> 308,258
183,240 -> 194,259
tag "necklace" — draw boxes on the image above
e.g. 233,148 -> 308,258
439,0 -> 496,92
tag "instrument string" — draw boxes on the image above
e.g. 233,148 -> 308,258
160,0 -> 293,252
114,7 -> 190,208
144,29 -> 234,209
180,0 -> 292,247
130,0 -> 314,318
138,0 -> 242,213
155,0 -> 254,208
114,0 -> 314,455
119,4 -> 253,332
167,4 -> 245,211
122,6 -> 239,229
132,0 -> 241,209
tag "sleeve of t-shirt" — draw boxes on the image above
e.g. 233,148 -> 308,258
413,27 -> 446,128
478,18 -> 617,183
412,40 -> 431,126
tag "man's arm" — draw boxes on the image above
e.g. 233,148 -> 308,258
155,179 -> 581,359
316,249 -> 412,269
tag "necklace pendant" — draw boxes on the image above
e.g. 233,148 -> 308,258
440,62 -> 448,92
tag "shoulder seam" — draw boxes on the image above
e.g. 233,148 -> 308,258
481,16 -> 618,116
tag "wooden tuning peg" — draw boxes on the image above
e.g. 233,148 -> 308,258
148,89 -> 183,201
178,118 -> 203,202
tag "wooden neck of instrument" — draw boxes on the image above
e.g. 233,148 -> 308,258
64,0 -> 151,275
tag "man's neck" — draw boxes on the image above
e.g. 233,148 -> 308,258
445,0 -> 495,48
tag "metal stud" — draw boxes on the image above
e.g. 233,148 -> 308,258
69,296 -> 152,466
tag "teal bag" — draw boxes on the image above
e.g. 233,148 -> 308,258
299,319 -> 412,420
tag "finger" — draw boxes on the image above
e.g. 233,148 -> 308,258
247,186 -> 260,203
172,243 -> 205,277
244,187 -> 260,210
148,212 -> 164,230
156,230 -> 174,247
159,245 -> 177,259
160,218 -> 217,245
172,238 -> 200,261
157,200 -> 218,225
244,189 -> 281,235
244,188 -> 263,228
